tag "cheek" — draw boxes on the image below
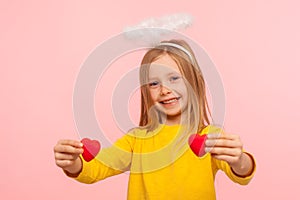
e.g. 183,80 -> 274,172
182,86 -> 188,97
173,83 -> 188,96
149,89 -> 159,101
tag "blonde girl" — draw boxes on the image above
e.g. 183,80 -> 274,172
54,39 -> 255,200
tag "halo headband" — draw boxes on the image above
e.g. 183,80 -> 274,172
123,13 -> 193,45
156,42 -> 194,64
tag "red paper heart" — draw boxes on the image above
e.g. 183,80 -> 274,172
81,138 -> 101,162
188,134 -> 207,157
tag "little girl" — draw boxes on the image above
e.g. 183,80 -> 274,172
54,39 -> 256,200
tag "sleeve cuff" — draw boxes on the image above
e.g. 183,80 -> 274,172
229,152 -> 256,185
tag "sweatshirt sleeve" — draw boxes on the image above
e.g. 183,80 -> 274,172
68,133 -> 136,184
201,125 -> 256,185
213,152 -> 256,185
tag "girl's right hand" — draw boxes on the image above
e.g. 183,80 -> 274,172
53,139 -> 84,175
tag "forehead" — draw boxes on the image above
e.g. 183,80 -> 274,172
149,54 -> 181,77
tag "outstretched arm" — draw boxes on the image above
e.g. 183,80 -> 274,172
205,133 -> 255,177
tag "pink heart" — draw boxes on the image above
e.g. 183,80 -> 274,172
81,138 -> 101,162
188,134 -> 207,157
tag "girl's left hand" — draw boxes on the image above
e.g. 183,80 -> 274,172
205,133 -> 243,166
205,132 -> 253,176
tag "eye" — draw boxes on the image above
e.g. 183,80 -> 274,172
169,76 -> 181,82
148,81 -> 160,88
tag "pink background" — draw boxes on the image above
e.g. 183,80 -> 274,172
1,0 -> 299,199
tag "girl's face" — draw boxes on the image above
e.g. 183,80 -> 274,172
148,54 -> 188,124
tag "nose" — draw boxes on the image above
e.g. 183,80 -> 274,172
160,85 -> 171,95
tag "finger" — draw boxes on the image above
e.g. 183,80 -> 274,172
207,133 -> 239,140
205,147 -> 242,157
205,138 -> 242,148
54,152 -> 80,160
55,159 -> 75,168
211,154 -> 241,164
54,144 -> 84,154
57,139 -> 83,148
206,133 -> 222,139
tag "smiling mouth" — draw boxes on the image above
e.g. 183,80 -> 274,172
160,97 -> 181,104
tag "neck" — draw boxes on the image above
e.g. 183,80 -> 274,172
165,119 -> 180,126
164,112 -> 187,126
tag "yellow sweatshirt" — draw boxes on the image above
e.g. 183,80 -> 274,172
72,125 -> 255,200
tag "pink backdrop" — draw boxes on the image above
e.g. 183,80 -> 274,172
1,0 -> 299,199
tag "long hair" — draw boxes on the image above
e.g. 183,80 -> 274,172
139,39 -> 211,135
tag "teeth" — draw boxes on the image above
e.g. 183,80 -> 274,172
162,98 -> 179,104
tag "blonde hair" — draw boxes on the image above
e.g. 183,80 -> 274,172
138,39 -> 211,135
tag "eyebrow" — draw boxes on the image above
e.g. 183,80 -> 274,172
149,72 -> 181,80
